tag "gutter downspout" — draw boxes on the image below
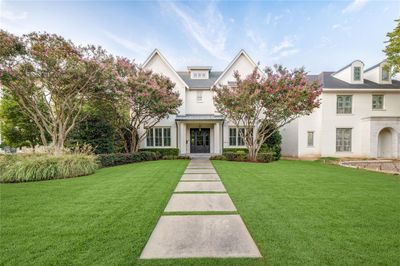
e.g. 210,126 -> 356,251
221,120 -> 225,154
175,121 -> 179,154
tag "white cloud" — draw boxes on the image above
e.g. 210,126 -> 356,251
0,9 -> 28,21
342,0 -> 368,13
332,23 -> 352,34
246,29 -> 266,50
163,2 -> 228,60
272,37 -> 295,54
103,31 -> 152,53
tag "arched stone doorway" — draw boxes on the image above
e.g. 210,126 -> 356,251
378,128 -> 394,158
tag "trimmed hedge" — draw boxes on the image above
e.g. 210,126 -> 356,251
97,151 -> 159,167
0,154 -> 98,183
139,148 -> 179,157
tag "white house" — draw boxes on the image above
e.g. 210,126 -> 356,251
141,49 -> 400,159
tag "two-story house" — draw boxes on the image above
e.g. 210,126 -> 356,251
141,49 -> 400,159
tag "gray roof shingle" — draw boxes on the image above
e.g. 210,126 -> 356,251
306,72 -> 400,89
177,71 -> 223,89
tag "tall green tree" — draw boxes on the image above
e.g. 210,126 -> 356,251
0,30 -> 114,155
66,105 -> 116,154
0,88 -> 49,149
384,19 -> 400,75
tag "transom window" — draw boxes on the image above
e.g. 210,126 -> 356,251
382,69 -> 389,81
307,131 -> 314,147
353,67 -> 361,81
336,128 -> 352,152
337,95 -> 352,114
372,95 -> 384,110
229,127 -> 246,146
146,127 -> 171,147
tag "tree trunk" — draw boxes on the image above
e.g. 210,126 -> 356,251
130,130 -> 140,153
248,145 -> 258,161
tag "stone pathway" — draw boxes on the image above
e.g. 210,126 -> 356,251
140,158 -> 261,259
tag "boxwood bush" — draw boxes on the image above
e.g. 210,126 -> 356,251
0,154 -> 98,183
139,148 -> 179,157
97,151 -> 159,167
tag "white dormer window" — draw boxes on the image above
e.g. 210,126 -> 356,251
382,69 -> 389,81
191,70 -> 209,79
353,67 -> 361,81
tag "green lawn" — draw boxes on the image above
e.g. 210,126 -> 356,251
213,160 -> 400,265
0,160 -> 188,265
1,160 -> 399,265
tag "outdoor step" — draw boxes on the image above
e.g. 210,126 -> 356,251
175,181 -> 226,192
181,173 -> 220,181
140,215 -> 262,259
185,169 -> 217,174
164,193 -> 236,212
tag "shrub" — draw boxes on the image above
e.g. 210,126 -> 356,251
0,154 -> 98,183
162,155 -> 190,160
256,152 -> 275,163
235,150 -> 247,161
96,151 -> 159,167
224,151 -> 236,161
223,148 -> 248,154
139,148 -> 179,157
209,155 -> 226,160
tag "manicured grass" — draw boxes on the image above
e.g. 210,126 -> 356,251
2,159 -> 399,265
213,160 -> 400,265
0,160 -> 188,265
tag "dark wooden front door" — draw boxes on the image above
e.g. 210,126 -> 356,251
190,128 -> 210,153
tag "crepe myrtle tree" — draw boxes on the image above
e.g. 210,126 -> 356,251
214,66 -> 322,161
113,57 -> 182,153
0,30 -> 114,155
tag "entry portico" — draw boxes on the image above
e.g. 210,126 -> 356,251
176,115 -> 223,155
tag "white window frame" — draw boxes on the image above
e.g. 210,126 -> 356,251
196,91 -> 203,103
146,127 -> 171,147
336,128 -> 352,152
353,66 -> 361,81
382,68 -> 389,81
372,95 -> 384,110
337,95 -> 353,114
229,127 -> 246,147
307,131 -> 314,147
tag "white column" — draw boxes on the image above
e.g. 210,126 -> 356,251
214,123 -> 220,154
179,123 -> 187,155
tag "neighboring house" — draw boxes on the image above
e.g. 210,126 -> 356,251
141,49 -> 400,159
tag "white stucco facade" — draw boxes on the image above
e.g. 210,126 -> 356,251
140,49 -> 400,159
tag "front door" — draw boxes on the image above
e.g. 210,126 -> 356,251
190,128 -> 210,153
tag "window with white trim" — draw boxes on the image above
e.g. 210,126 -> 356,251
229,127 -> 246,146
146,127 -> 171,147
336,128 -> 352,152
353,67 -> 361,81
382,69 -> 389,81
372,95 -> 384,110
307,131 -> 314,147
337,95 -> 352,114
196,91 -> 203,103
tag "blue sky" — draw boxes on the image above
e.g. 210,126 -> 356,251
0,0 -> 399,74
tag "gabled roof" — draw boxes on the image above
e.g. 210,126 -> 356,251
364,60 -> 386,73
332,60 -> 364,75
177,71 -> 223,89
141,49 -> 189,88
213,49 -> 262,86
308,72 -> 400,89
